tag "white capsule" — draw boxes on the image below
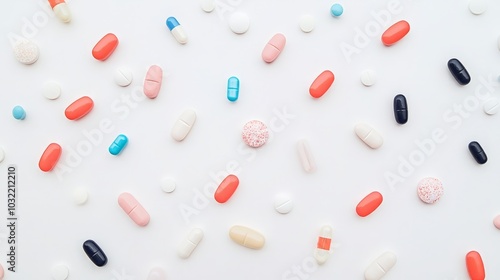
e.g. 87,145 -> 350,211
297,139 -> 316,173
355,123 -> 383,149
114,68 -> 133,87
274,193 -> 293,214
314,225 -> 333,265
364,251 -> 397,280
167,17 -> 188,44
483,98 -> 499,115
360,70 -> 377,87
178,228 -> 204,259
43,81 -> 62,100
172,109 -> 197,141
13,39 -> 39,65
51,264 -> 69,280
200,0 -> 215,12
147,267 -> 167,280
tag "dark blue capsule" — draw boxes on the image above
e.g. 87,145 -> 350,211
83,240 -> 108,267
448,58 -> 471,85
393,94 -> 408,124
468,141 -> 487,164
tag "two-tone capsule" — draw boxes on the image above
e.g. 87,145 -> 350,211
448,58 -> 471,85
166,17 -> 187,44
83,240 -> 108,267
314,225 -> 333,265
393,94 -> 408,124
227,76 -> 240,102
48,0 -> 71,23
468,141 -> 487,164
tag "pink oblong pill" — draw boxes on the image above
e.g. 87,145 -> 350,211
118,192 -> 150,226
262,33 -> 286,63
144,65 -> 163,99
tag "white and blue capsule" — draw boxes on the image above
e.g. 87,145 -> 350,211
166,17 -> 188,44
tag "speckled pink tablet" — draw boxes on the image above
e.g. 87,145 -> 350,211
242,120 -> 269,148
493,215 -> 500,229
417,177 -> 443,204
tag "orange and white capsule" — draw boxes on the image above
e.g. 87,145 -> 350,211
314,225 -> 333,265
48,0 -> 71,23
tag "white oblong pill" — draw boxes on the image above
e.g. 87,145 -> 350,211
114,68 -> 133,87
72,187 -> 88,205
42,81 -> 62,100
364,251 -> 397,280
274,193 -> 293,214
147,267 -> 167,280
314,225 -> 333,265
13,39 -> 39,65
229,12 -> 250,34
161,177 -> 176,193
299,15 -> 315,33
51,264 -> 69,280
469,0 -> 487,15
355,123 -> 383,149
172,109 -> 197,141
200,0 -> 215,12
360,70 -> 376,87
297,139 -> 316,173
0,147 -> 5,163
483,98 -> 499,115
178,228 -> 204,259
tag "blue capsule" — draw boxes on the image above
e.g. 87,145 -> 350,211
166,17 -> 187,44
330,4 -> 344,17
109,134 -> 128,155
12,105 -> 26,120
227,76 -> 240,102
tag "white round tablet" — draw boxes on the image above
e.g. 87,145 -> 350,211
360,69 -> 377,87
200,0 -> 215,12
43,81 -> 62,100
114,68 -> 133,87
274,193 -> 293,214
13,39 -> 39,65
483,98 -> 499,115
229,12 -> 250,34
299,15 -> 315,33
72,187 -> 88,205
0,147 -> 5,163
161,177 -> 176,193
51,264 -> 69,280
469,0 -> 488,15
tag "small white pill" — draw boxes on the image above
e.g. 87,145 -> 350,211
364,251 -> 397,280
0,147 -> 4,163
297,139 -> 316,173
42,81 -> 62,100
200,0 -> 215,12
13,39 -> 39,65
299,15 -> 315,33
72,187 -> 88,205
229,12 -> 250,34
360,70 -> 377,87
147,267 -> 167,280
274,193 -> 293,214
469,0 -> 488,15
161,177 -> 176,193
114,68 -> 133,87
355,123 -> 383,149
51,264 -> 69,280
483,98 -> 499,115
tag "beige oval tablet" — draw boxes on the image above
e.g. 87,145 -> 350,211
229,225 -> 265,249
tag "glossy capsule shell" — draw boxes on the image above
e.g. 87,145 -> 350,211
466,251 -> 485,280
262,33 -> 286,63
118,192 -> 150,226
381,20 -> 410,46
83,240 -> 108,267
309,70 -> 335,98
92,33 -> 119,61
227,76 -> 240,102
65,96 -> 94,120
356,191 -> 383,217
229,225 -> 265,249
109,134 -> 128,155
178,228 -> 204,259
39,143 -> 62,172
48,0 -> 71,23
314,225 -> 333,265
448,58 -> 471,85
468,141 -> 487,164
166,17 -> 188,44
214,174 -> 239,203
364,251 -> 397,280
393,94 -> 408,124
144,65 -> 163,99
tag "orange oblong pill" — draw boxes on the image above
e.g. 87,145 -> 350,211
92,33 -> 119,61
214,174 -> 239,203
381,20 -> 410,46
466,251 -> 485,280
65,96 -> 94,120
39,143 -> 62,172
309,70 -> 335,98
356,191 -> 383,217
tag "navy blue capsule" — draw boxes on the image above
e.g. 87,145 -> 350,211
83,240 -> 108,267
468,141 -> 487,164
393,94 -> 408,124
448,58 -> 471,85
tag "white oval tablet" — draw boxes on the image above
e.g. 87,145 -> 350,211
178,228 -> 204,259
355,123 -> 383,149
229,12 -> 250,34
274,193 -> 293,214
483,98 -> 499,115
364,251 -> 397,280
161,177 -> 176,193
299,15 -> 315,33
297,139 -> 315,173
469,0 -> 488,15
172,109 -> 197,141
360,70 -> 377,87
43,81 -> 62,100
147,267 -> 167,280
114,68 -> 133,87
51,264 -> 69,280
72,187 -> 88,205
13,39 -> 39,65
0,147 -> 5,163
200,0 -> 215,12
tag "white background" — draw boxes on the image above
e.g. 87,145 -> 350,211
1,0 -> 500,279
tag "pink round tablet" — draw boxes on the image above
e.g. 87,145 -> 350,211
417,177 -> 443,204
242,120 -> 269,148
493,215 -> 500,229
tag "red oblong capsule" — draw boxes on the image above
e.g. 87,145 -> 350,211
381,20 -> 410,46
466,251 -> 485,280
356,191 -> 383,217
39,143 -> 62,172
65,96 -> 94,120
92,33 -> 119,61
214,175 -> 239,203
309,70 -> 335,98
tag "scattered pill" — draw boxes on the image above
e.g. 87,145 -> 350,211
13,39 -> 39,65
242,120 -> 269,148
354,123 -> 384,149
49,0 -> 71,23
72,187 -> 88,205
469,0 -> 488,15
51,264 -> 69,280
178,228 -> 204,259
364,251 -> 397,280
118,192 -> 150,227
309,70 -> 335,98
381,20 -> 410,46
114,68 -> 133,87
360,70 -> 376,87
227,76 -> 240,102
109,134 -> 128,155
43,81 -> 62,100
92,33 -> 119,61
356,191 -> 383,217
65,96 -> 94,120
466,251 -> 485,280
12,106 -> 26,120
314,225 -> 333,265
297,139 -> 315,173
144,65 -> 163,99
448,58 -> 471,85
483,98 -> 499,115
393,94 -> 408,124
229,225 -> 265,249
161,177 -> 176,193
214,174 -> 239,203
0,147 -> 4,163
171,109 -> 197,142
147,267 -> 167,280
229,12 -> 250,34
469,141 -> 487,164
299,15 -> 315,33
417,177 -> 443,204
262,33 -> 286,63
39,143 -> 62,172
274,193 -> 293,214
200,0 -> 215,12
83,240 -> 107,267
166,17 -> 188,44
493,215 -> 500,229
330,4 -> 344,17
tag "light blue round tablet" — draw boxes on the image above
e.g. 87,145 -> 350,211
12,106 -> 26,120
330,4 -> 344,17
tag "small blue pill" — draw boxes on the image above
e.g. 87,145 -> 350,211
109,134 -> 128,155
166,17 -> 180,31
12,106 -> 26,120
227,76 -> 240,102
330,4 -> 344,17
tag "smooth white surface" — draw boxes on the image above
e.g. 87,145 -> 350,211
361,69 -> 377,86
72,186 -> 89,205
468,0 -> 488,15
299,14 -> 315,33
199,0 -> 215,13
160,177 -> 176,193
50,264 -> 69,280
171,109 -> 197,141
297,139 -> 316,172
364,251 -> 397,280
113,67 -> 133,87
273,193 -> 294,214
2,1 -> 500,279
482,98 -> 499,115
228,12 -> 250,34
42,81 -> 62,100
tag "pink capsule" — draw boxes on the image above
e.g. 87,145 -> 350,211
118,192 -> 150,226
